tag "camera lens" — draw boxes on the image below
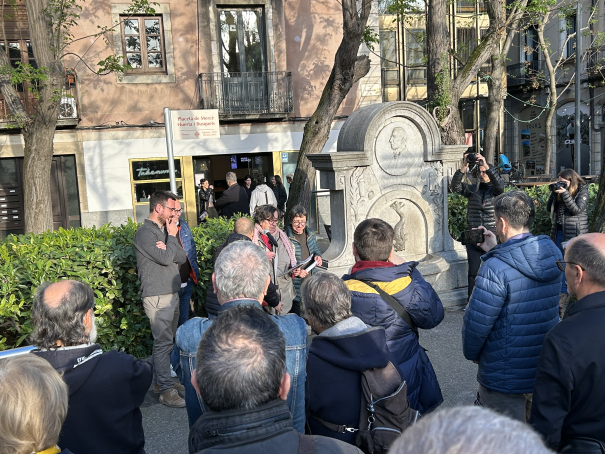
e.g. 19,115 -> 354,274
466,153 -> 477,163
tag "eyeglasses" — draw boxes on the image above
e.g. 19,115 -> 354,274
556,259 -> 584,272
161,205 -> 178,213
293,220 -> 306,226
268,218 -> 279,224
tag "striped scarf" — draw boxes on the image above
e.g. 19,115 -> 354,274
253,223 -> 297,268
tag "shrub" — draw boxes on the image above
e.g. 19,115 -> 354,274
0,217 -> 235,357
448,183 -> 599,240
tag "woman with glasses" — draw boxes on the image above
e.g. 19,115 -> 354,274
451,151 -> 504,301
252,205 -> 297,314
547,168 -> 589,316
286,205 -> 323,316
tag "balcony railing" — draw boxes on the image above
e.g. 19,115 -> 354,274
0,69 -> 79,127
199,71 -> 293,118
507,61 -> 548,87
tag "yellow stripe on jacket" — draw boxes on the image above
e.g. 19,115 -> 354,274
345,275 -> 412,296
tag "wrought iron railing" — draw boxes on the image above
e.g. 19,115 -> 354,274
507,60 -> 548,87
198,71 -> 293,116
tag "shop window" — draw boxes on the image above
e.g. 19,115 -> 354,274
130,158 -> 184,222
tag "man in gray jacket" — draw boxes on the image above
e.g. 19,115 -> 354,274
134,190 -> 188,407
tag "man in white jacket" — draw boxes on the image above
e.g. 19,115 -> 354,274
250,175 -> 278,215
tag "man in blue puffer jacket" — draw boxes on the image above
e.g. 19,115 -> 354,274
462,191 -> 562,422
343,218 -> 444,414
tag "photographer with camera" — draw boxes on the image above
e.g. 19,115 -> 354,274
451,150 -> 504,300
547,169 -> 589,316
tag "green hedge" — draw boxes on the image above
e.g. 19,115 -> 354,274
448,184 -> 599,240
0,217 -> 235,357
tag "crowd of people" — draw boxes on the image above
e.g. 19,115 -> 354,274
1,160 -> 605,454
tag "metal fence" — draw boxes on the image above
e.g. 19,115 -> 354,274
198,71 -> 293,116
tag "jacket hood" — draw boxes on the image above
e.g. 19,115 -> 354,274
482,235 -> 562,282
254,184 -> 271,193
310,325 -> 391,372
32,344 -> 102,396
343,261 -> 418,282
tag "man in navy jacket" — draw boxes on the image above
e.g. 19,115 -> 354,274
343,218 -> 444,414
530,233 -> 605,451
462,191 -> 562,422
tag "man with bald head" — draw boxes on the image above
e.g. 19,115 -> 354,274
30,280 -> 152,454
530,233 -> 605,451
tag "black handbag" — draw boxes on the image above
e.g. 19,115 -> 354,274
561,437 -> 605,454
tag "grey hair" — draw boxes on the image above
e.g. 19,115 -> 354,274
226,171 -> 237,183
214,241 -> 271,301
389,406 -> 552,454
30,280 -> 95,349
566,236 -> 605,287
253,204 -> 278,225
196,305 -> 286,412
493,191 -> 535,230
302,273 -> 353,331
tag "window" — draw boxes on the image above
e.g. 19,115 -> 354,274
121,16 -> 166,73
565,15 -> 576,59
218,8 -> 266,74
406,29 -> 426,84
456,28 -> 476,66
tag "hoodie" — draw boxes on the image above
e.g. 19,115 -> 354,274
249,184 -> 278,214
462,234 -> 563,394
306,319 -> 392,445
33,344 -> 152,454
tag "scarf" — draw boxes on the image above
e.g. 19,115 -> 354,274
253,223 -> 297,268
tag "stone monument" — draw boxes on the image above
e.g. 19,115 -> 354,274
308,101 -> 469,306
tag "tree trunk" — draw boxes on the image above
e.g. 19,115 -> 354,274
286,0 -> 371,217
21,0 -> 63,233
426,0 -> 450,114
484,56 -> 502,164
537,15 -> 556,177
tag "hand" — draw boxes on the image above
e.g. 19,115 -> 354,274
555,178 -> 570,194
460,155 -> 469,171
275,302 -> 283,314
298,269 -> 309,279
156,241 -> 166,250
314,256 -> 323,267
475,153 -> 487,168
166,218 -> 178,237
209,185 -> 214,189
476,226 -> 497,252
266,250 -> 276,260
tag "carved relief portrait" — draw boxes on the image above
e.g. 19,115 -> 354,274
374,118 -> 423,176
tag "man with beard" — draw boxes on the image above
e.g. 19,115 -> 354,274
30,280 -> 153,454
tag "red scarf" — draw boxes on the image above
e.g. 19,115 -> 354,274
351,260 -> 395,274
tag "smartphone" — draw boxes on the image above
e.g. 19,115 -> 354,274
459,229 -> 485,246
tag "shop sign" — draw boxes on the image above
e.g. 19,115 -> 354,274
132,159 -> 182,181
171,110 -> 220,139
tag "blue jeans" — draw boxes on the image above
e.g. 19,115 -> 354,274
555,231 -> 568,294
170,279 -> 194,378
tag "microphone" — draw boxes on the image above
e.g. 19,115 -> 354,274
264,229 -> 279,248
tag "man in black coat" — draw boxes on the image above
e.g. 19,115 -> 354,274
530,233 -> 605,451
450,151 -> 504,299
30,280 -> 152,454
214,171 -> 250,218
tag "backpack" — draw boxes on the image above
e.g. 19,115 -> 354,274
312,361 -> 418,454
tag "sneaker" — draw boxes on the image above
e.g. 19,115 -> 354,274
154,382 -> 185,393
170,364 -> 177,378
160,389 -> 185,408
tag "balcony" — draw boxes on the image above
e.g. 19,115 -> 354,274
0,69 -> 80,129
198,71 -> 293,120
507,60 -> 548,88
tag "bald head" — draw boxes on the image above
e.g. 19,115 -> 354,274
234,217 -> 254,239
31,280 -> 96,349
565,233 -> 605,297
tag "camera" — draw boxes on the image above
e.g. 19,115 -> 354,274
549,181 -> 568,192
459,229 -> 485,246
466,153 -> 478,164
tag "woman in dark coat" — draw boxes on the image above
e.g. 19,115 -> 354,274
547,168 -> 589,314
198,179 -> 217,220
272,175 -> 288,213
